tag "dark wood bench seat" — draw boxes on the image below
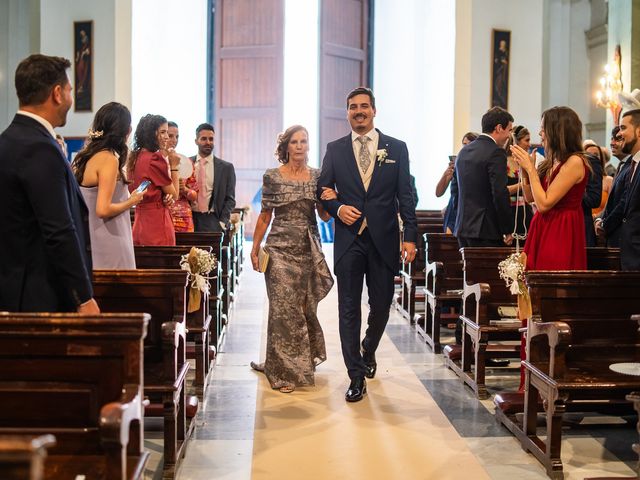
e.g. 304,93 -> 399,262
420,233 -> 463,353
0,313 -> 149,480
443,247 -> 520,399
176,232 -> 227,349
398,219 -> 443,323
92,270 -> 194,478
0,434 -> 55,480
493,271 -> 640,479
134,245 -> 216,392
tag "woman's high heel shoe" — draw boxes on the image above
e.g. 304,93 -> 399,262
250,361 -> 265,372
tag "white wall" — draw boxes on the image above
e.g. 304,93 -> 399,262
544,0 -> 591,123
464,0 -> 545,144
0,0 -> 38,131
131,0 -> 207,156
374,0 -> 456,209
40,0 -> 126,137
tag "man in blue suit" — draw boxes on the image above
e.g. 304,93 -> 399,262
617,109 -> 640,270
595,127 -> 632,247
0,54 -> 98,313
451,107 -> 513,248
318,87 -> 417,402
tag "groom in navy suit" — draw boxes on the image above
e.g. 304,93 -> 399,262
318,87 -> 417,402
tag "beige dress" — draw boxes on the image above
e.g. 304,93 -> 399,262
261,167 -> 334,389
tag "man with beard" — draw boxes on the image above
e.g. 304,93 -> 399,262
617,109 -> 640,269
191,123 -> 236,233
0,54 -> 99,313
318,87 -> 417,402
595,127 -> 633,247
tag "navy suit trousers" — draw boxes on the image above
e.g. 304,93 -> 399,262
335,229 -> 395,379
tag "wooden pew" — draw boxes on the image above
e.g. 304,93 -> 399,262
92,270 -> 193,478
444,246 -> 623,398
586,246 -> 621,269
398,215 -> 443,322
0,313 -> 149,480
134,246 -> 215,391
0,435 -> 55,480
231,207 -> 247,283
176,232 -> 227,348
419,233 -> 463,353
443,247 -> 520,399
498,272 -> 640,479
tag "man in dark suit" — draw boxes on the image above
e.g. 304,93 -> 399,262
617,109 -> 640,270
191,123 -> 236,232
0,54 -> 98,313
595,127 -> 632,247
451,107 -> 513,247
318,87 -> 417,402
582,152 -> 603,247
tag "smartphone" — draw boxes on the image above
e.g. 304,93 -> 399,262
448,155 -> 456,164
135,180 -> 151,194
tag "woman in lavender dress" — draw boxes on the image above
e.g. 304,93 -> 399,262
72,102 -> 143,269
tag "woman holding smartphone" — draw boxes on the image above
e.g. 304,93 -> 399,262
72,102 -> 144,269
126,114 -> 180,246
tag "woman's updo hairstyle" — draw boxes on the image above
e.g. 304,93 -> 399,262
275,124 -> 308,164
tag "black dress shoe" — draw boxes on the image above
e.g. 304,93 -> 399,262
361,341 -> 377,379
345,377 -> 367,402
486,358 -> 510,367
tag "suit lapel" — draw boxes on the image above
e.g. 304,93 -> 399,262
625,161 -> 640,214
342,135 -> 366,194
368,130 -> 388,194
208,157 -> 222,211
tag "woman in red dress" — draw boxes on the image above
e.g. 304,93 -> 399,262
126,114 -> 180,246
511,106 -> 590,387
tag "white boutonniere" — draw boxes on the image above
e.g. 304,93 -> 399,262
376,149 -> 388,166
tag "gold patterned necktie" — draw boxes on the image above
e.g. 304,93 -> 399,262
357,136 -> 371,173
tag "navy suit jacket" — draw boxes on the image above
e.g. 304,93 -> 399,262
317,130 -> 417,271
451,135 -> 512,240
620,159 -> 640,270
582,154 -> 603,247
602,158 -> 632,247
0,114 -> 93,312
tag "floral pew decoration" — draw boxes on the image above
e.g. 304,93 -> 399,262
180,247 -> 217,313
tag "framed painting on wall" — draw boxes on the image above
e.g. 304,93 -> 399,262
491,29 -> 510,109
74,20 -> 93,111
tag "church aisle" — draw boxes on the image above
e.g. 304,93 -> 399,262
173,245 -> 637,480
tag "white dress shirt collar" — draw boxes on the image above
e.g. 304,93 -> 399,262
17,110 -> 56,139
479,133 -> 497,144
351,128 -> 378,144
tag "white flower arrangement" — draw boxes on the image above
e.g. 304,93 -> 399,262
498,252 -> 526,295
376,148 -> 388,166
88,129 -> 104,139
179,247 -> 217,312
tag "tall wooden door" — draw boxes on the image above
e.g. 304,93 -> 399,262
213,0 -> 284,234
318,0 -> 370,159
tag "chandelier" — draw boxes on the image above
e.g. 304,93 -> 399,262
595,45 -> 623,125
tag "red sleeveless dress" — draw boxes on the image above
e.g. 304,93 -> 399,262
523,164 -> 588,270
519,163 -> 588,388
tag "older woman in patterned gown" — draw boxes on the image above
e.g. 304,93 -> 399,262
250,125 -> 335,393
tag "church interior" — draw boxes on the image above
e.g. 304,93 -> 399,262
1,0 -> 640,479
